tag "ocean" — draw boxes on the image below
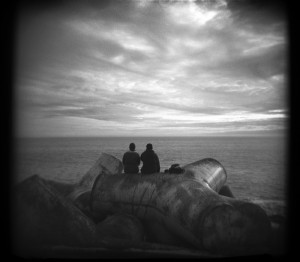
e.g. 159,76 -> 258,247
14,136 -> 287,201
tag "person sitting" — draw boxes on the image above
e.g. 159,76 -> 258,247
122,143 -> 140,174
141,143 -> 160,174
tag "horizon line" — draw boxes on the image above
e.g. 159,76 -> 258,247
15,134 -> 287,139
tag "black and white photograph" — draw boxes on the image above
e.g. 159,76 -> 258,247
10,0 -> 288,258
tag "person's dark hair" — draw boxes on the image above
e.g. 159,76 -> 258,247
146,143 -> 153,150
129,143 -> 135,151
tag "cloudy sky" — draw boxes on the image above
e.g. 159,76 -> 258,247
15,0 -> 288,137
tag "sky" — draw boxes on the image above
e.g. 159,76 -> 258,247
14,0 -> 288,137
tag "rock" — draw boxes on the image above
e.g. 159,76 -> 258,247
67,153 -> 123,219
90,156 -> 271,255
12,154 -> 276,257
143,219 -> 191,248
183,158 -> 227,192
78,153 -> 123,188
219,184 -> 235,198
95,213 -> 144,242
12,175 -> 97,256
216,198 -> 271,255
247,199 -> 287,254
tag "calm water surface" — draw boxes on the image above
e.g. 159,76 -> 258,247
14,136 -> 287,201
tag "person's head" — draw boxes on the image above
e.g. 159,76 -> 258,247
129,143 -> 135,151
146,143 -> 153,150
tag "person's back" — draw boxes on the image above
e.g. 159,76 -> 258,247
122,143 -> 140,174
141,143 -> 160,175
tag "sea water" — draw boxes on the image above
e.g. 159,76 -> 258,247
14,136 -> 287,201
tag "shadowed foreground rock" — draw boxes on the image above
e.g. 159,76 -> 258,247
12,175 -> 97,256
184,159 -> 271,253
11,154 -> 143,257
12,154 -> 282,257
96,214 -> 145,241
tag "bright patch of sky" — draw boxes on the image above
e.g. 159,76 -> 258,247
15,0 -> 288,137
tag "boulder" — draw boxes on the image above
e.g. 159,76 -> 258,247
90,157 -> 271,255
12,175 -> 97,256
95,213 -> 144,242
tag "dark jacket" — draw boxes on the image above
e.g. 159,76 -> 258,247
122,151 -> 140,174
141,149 -> 160,174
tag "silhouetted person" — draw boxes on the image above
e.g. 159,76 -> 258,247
122,143 -> 140,174
141,143 -> 160,174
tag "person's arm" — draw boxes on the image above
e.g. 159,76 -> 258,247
155,154 -> 160,172
137,154 -> 141,166
122,153 -> 126,165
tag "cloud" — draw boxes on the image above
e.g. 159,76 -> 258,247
15,0 -> 288,137
164,1 -> 222,27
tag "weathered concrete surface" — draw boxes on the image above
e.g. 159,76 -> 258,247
44,179 -> 76,197
206,196 -> 271,254
95,214 -> 145,242
12,175 -> 97,256
90,169 -> 271,255
184,158 -> 271,254
143,219 -> 192,248
65,153 -> 123,220
11,154 -> 138,257
40,154 -> 123,219
183,158 -> 227,193
248,199 -> 287,254
216,180 -> 283,253
219,185 -> 235,198
12,153 -> 280,257
79,153 -> 124,188
68,153 -> 123,201
248,199 -> 286,223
